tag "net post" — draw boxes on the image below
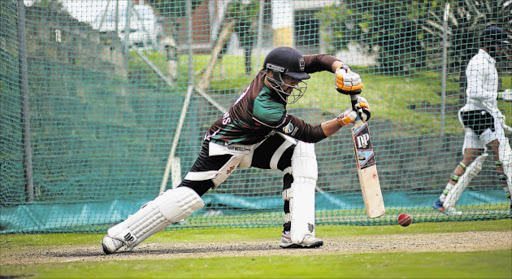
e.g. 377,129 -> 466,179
17,0 -> 34,202
441,2 -> 450,136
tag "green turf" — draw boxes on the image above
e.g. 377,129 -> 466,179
1,219 -> 510,249
1,219 -> 511,249
1,220 -> 511,278
1,250 -> 510,278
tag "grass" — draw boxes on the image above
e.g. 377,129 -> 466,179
2,219 -> 510,249
1,220 -> 511,278
168,53 -> 512,135
1,251 -> 510,278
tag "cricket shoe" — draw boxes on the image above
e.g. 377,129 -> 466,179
432,199 -> 462,216
102,235 -> 125,254
279,231 -> 323,249
443,207 -> 462,216
432,199 -> 444,211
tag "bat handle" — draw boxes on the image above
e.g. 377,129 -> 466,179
350,94 -> 358,108
350,94 -> 363,122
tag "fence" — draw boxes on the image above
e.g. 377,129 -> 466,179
1,0 -> 511,233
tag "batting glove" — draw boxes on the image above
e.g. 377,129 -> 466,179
498,89 -> 512,102
336,108 -> 357,127
494,109 -> 512,132
354,96 -> 371,122
335,65 -> 363,95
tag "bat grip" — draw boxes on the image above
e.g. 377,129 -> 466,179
350,94 -> 358,108
350,95 -> 362,122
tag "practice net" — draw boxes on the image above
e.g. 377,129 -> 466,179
1,0 -> 511,233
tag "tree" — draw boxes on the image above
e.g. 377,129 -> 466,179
316,0 -> 511,78
227,0 -> 260,75
418,0 -> 511,99
145,0 -> 203,36
317,0 -> 433,74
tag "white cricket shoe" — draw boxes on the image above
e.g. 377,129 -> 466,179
279,231 -> 323,249
443,207 -> 462,216
102,235 -> 125,254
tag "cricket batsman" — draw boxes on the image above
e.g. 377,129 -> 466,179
101,47 -> 372,254
432,26 -> 512,215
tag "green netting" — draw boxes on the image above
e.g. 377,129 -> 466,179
1,0 -> 511,234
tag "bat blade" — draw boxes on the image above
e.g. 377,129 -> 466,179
352,121 -> 385,218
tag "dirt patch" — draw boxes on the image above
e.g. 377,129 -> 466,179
2,231 -> 511,265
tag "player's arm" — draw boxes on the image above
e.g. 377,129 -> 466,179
283,96 -> 370,142
322,96 -> 371,137
303,54 -> 341,74
302,54 -> 355,75
303,54 -> 364,95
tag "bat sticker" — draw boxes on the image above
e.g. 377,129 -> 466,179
352,123 -> 376,169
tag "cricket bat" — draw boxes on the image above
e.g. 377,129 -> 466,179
350,95 -> 385,218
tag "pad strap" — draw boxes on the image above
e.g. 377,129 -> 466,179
498,174 -> 508,182
459,162 -> 467,170
282,188 -> 292,201
450,174 -> 460,182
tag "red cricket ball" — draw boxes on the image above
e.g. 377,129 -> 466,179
398,213 -> 412,227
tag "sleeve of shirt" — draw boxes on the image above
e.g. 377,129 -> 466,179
466,58 -> 498,101
303,54 -> 340,74
279,115 -> 326,143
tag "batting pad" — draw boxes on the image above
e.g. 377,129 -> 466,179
107,187 -> 204,251
290,142 -> 317,244
499,138 -> 512,191
443,153 -> 488,209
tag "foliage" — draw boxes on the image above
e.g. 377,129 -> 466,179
146,0 -> 203,20
226,0 -> 260,19
227,0 -> 260,47
428,0 -> 511,98
31,0 -> 64,9
317,0 -> 437,74
316,0 -> 511,77
432,0 -> 511,72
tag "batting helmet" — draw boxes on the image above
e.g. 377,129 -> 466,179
480,26 -> 509,45
262,47 -> 309,104
263,47 -> 310,80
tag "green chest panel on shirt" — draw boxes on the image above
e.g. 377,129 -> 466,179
253,87 -> 286,125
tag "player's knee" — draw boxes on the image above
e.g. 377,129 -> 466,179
178,180 -> 214,197
291,142 -> 318,182
155,187 -> 205,221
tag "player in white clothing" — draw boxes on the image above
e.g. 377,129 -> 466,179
433,26 -> 512,215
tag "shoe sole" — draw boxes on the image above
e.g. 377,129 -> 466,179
102,242 -> 113,254
280,241 -> 323,249
432,205 -> 461,216
102,236 -> 124,254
